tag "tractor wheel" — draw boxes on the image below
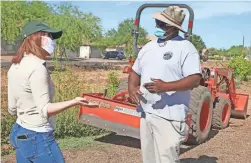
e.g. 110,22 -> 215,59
116,78 -> 128,94
212,97 -> 231,129
186,86 -> 213,145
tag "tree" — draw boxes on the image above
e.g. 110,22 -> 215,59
226,45 -> 244,57
207,48 -> 219,56
1,1 -> 103,54
1,1 -> 52,41
105,28 -> 117,38
191,34 -> 206,53
215,48 -> 226,56
116,18 -> 148,57
94,18 -> 148,58
45,2 -> 102,52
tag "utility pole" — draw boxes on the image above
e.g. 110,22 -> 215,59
249,40 -> 251,59
242,36 -> 245,57
243,36 -> 245,46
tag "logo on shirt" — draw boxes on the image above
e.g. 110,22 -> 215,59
163,51 -> 173,60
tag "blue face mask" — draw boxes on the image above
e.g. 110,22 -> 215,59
154,28 -> 167,39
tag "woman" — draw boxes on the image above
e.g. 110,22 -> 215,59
8,21 -> 94,163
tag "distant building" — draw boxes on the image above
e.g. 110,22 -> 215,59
1,39 -> 17,56
78,36 -> 159,59
79,45 -> 104,59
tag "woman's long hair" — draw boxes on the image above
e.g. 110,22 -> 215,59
12,31 -> 49,64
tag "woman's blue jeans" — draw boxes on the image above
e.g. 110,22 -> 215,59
9,123 -> 65,163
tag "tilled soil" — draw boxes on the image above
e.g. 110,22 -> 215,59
2,66 -> 251,163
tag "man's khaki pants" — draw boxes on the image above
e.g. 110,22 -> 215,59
140,112 -> 188,163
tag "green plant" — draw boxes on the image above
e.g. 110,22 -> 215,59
228,56 -> 251,81
1,115 -> 16,143
1,114 -> 16,155
210,56 -> 223,60
51,67 -> 107,139
234,75 -> 242,89
54,108 -> 106,139
192,34 -> 206,53
107,71 -> 120,98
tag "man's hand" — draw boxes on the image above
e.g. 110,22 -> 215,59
128,71 -> 141,105
143,78 -> 167,94
144,74 -> 201,93
128,87 -> 143,105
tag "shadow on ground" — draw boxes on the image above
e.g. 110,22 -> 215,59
47,66 -> 66,72
96,134 -> 199,155
207,129 -> 219,140
95,128 -> 219,156
96,128 -> 219,149
184,129 -> 219,146
95,135 -> 219,162
95,133 -> 141,149
181,155 -> 218,163
230,114 -> 250,120
95,134 -> 196,154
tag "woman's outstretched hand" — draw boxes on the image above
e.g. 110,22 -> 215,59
74,97 -> 99,107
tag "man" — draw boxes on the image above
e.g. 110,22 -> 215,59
128,6 -> 202,163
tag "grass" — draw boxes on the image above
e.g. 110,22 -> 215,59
58,137 -> 96,150
57,133 -> 111,150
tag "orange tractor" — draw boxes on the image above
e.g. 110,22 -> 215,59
78,3 -> 249,145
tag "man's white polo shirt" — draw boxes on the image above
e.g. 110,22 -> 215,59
132,36 -> 202,122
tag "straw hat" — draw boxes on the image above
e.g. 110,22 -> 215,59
152,6 -> 186,33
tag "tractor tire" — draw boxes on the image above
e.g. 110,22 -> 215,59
116,78 -> 128,94
186,86 -> 213,145
212,97 -> 231,129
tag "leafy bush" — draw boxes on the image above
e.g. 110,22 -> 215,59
228,56 -> 251,81
1,68 -> 16,155
106,71 -> 120,98
1,115 -> 16,144
51,67 -> 108,139
1,114 -> 16,155
212,56 -> 223,60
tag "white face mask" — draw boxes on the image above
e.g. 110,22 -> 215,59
41,36 -> 56,56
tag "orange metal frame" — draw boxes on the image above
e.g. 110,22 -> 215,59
79,92 -> 192,141
205,68 -> 249,118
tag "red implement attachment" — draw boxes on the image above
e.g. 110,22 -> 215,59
79,93 -> 192,141
79,93 -> 141,139
231,93 -> 249,119
122,57 -> 135,73
213,68 -> 249,119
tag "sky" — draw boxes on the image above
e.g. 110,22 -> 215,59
46,0 -> 251,49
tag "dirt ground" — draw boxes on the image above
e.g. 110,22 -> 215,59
2,62 -> 251,163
